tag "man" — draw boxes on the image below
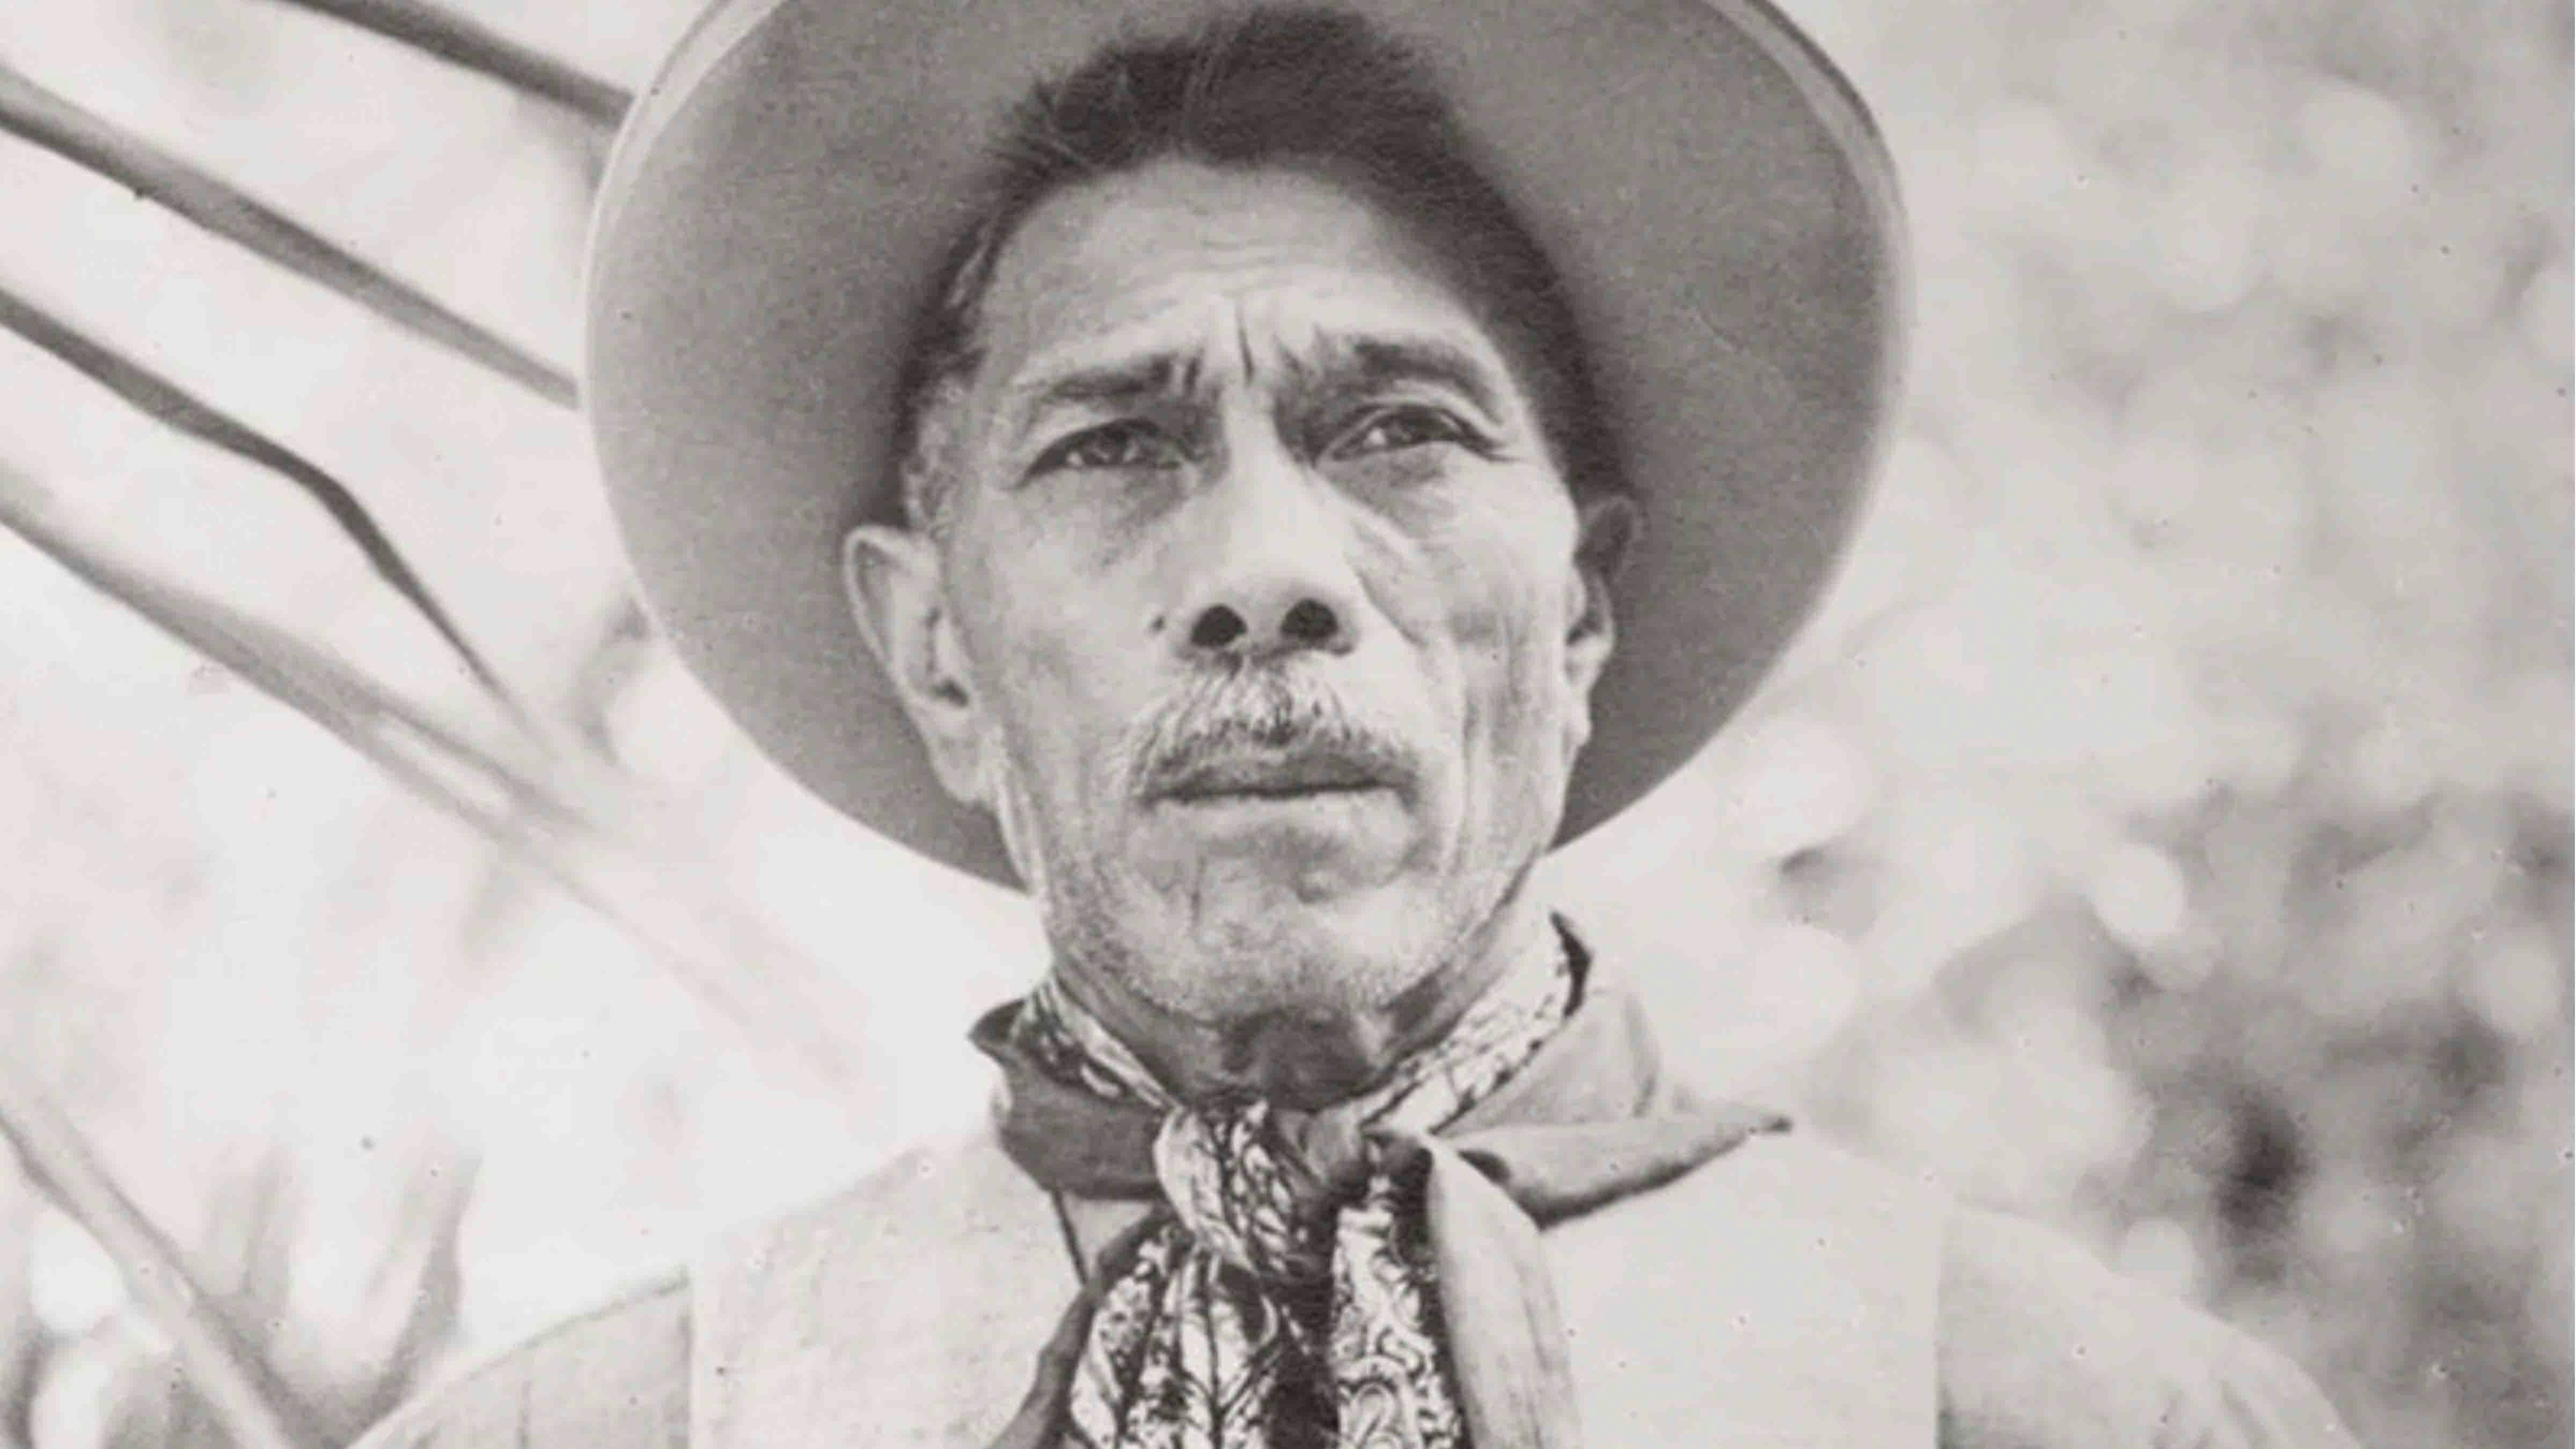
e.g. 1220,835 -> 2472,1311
362,1 -> 2362,1444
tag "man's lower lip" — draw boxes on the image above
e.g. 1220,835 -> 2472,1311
1161,785 -> 1393,806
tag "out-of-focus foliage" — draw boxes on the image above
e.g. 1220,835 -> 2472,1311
0,1 -> 2563,1447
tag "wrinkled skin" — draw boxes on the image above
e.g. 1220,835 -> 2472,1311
845,162 -> 1629,1104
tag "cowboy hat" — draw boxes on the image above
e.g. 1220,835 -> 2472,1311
584,0 -> 1906,886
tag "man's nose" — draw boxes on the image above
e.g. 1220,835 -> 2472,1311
1168,447 -> 1364,663
1185,595 -> 1346,654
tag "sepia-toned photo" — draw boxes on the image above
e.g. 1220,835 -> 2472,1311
0,1 -> 2565,1445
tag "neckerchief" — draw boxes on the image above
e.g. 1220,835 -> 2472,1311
970,925 -> 1787,1448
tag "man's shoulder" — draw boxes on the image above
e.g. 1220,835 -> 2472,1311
1557,1122 -> 1955,1307
726,1123 -> 1041,1250
1656,1121 -> 1948,1223
693,1126 -> 1075,1447
1569,1130 -> 2359,1447
1550,1128 -> 1952,1443
1938,1204 -> 2361,1447
696,1119 -> 1056,1299
350,1274 -> 691,1449
354,1130 -> 1040,1449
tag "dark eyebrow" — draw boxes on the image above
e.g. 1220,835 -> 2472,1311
1315,336 -> 1504,419
1007,352 -> 1196,437
1002,334 -> 1507,442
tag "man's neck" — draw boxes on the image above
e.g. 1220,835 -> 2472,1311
1048,892 -> 1562,1111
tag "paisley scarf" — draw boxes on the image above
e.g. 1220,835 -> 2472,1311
971,926 -> 1785,1448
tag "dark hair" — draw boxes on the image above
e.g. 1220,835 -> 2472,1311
892,5 -> 1621,528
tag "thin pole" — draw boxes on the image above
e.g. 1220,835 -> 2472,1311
0,282 -> 532,727
0,61 -> 578,408
0,1055 -> 326,1449
262,0 -> 632,130
0,490 -> 870,1115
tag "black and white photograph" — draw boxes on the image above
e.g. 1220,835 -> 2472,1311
0,0 -> 2566,1445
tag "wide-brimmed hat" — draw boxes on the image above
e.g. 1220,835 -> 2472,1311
585,0 -> 1905,887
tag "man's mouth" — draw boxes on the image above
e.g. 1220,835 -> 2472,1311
1155,748 -> 1400,805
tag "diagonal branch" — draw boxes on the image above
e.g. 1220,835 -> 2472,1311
0,61 -> 576,408
0,487 -> 871,1112
0,281 -> 531,728
261,0 -> 632,130
0,1053 -> 327,1449
0,482 -> 573,823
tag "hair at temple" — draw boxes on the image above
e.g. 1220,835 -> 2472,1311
890,4 -> 1626,533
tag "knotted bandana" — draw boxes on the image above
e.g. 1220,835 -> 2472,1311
972,927 -> 1786,1449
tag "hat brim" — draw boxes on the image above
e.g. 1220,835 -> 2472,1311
585,0 -> 1906,887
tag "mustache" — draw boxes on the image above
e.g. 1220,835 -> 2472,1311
1123,666 -> 1414,799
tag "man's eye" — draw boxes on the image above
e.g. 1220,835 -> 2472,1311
1032,420 -> 1184,474
1328,406 -> 1479,459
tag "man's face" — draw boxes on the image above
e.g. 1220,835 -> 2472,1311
849,161 -> 1622,1027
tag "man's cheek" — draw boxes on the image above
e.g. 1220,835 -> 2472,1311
978,636 -> 1107,821
986,584 -> 1128,721
1442,562 -> 1562,734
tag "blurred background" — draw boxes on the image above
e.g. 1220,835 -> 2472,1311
0,0 -> 2565,1445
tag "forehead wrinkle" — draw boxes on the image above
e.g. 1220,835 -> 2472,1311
1231,302 -> 1260,391
990,227 -> 1518,444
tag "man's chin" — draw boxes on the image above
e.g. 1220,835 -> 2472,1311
1135,788 -> 1415,895
1146,880 -> 1450,1023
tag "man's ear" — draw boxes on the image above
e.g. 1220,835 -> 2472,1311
1564,492 -> 1638,700
843,523 -> 991,807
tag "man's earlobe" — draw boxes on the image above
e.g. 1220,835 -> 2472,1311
843,523 -> 987,802
1566,493 -> 1638,686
